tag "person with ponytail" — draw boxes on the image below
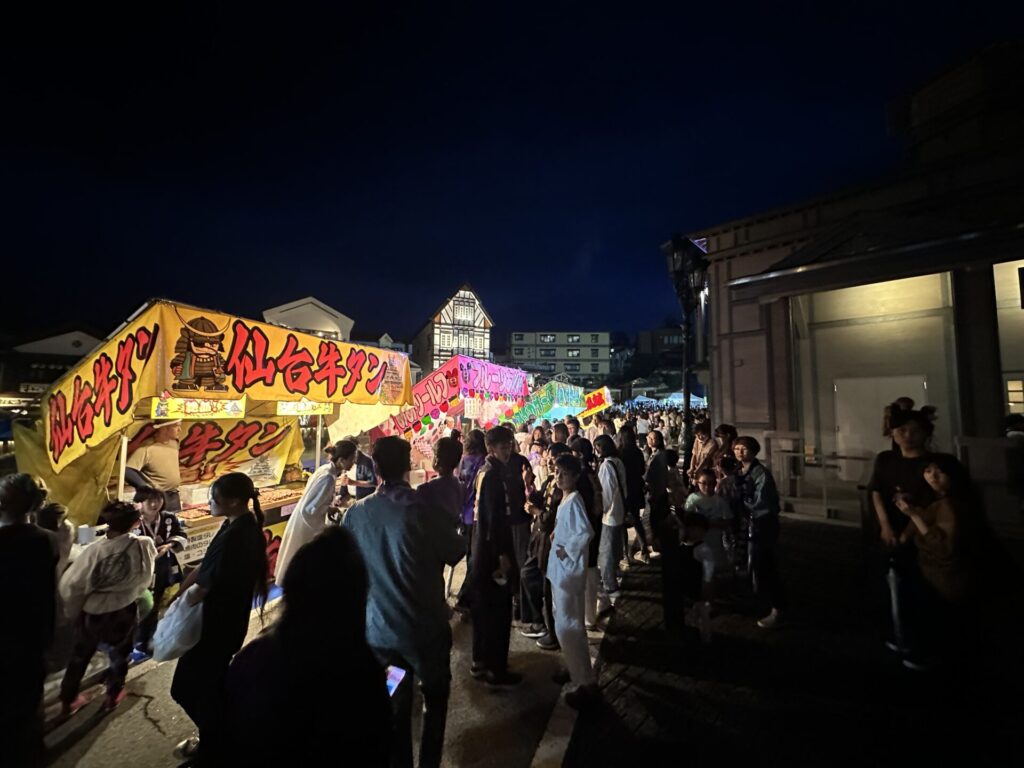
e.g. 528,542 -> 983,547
170,472 -> 269,764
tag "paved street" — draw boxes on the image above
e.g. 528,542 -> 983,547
565,517 -> 1024,766
44,559 -> 567,768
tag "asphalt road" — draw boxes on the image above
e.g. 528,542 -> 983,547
45,561 -> 567,768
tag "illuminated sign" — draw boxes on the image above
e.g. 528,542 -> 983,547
151,394 -> 247,420
276,399 -> 334,416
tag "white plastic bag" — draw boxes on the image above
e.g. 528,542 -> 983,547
152,585 -> 204,662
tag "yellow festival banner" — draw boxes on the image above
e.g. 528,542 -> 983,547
577,386 -> 613,421
44,300 -> 413,472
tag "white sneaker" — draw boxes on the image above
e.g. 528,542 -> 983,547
756,609 -> 782,629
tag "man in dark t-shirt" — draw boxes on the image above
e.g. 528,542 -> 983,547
866,450 -> 935,537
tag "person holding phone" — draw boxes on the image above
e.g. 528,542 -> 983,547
469,427 -> 521,687
344,437 -> 464,768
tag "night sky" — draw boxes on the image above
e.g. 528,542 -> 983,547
2,3 -> 1019,346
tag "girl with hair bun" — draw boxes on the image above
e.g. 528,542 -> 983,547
170,472 -> 269,763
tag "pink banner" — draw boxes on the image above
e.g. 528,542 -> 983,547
373,356 -> 527,439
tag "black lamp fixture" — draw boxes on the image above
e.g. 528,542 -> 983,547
661,234 -> 710,471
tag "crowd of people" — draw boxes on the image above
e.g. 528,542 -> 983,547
0,398 -> 1004,767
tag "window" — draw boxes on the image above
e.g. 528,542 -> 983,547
513,347 -> 524,356
1009,379 -> 1024,414
567,334 -> 580,343
440,332 -> 452,348
591,364 -> 600,372
473,335 -> 483,350
539,348 -> 556,357
590,348 -> 599,357
513,333 -> 524,341
539,362 -> 555,372
567,349 -> 580,358
591,334 -> 599,343
454,300 -> 474,323
565,363 -> 580,372
540,333 -> 556,343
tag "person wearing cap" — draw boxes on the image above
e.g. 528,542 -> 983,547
126,419 -> 183,511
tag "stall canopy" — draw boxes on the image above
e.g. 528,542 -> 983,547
623,395 -> 659,407
369,355 -> 528,454
577,386 -> 613,421
17,299 -> 413,524
661,392 -> 708,408
512,381 -> 586,425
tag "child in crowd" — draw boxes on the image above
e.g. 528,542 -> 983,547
685,469 -> 736,568
132,487 -> 187,661
59,501 -> 156,716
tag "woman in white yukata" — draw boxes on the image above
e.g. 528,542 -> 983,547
548,454 -> 602,709
273,440 -> 358,585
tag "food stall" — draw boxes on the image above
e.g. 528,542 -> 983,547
369,355 -> 528,466
15,299 -> 414,574
511,380 -> 586,426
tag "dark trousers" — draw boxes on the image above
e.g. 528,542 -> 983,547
2,652 -> 45,767
543,577 -> 556,639
455,524 -> 474,607
471,579 -> 512,673
628,505 -> 649,552
750,515 -> 787,612
654,519 -> 685,631
519,554 -> 545,626
171,637 -> 234,762
376,636 -> 451,768
136,558 -> 172,650
510,523 -> 531,620
60,604 -> 137,704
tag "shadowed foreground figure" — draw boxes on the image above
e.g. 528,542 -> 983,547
216,527 -> 391,766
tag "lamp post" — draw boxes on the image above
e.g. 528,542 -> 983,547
662,234 -> 709,473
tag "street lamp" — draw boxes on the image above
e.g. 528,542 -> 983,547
662,234 -> 710,473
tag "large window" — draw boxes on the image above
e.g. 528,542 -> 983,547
539,348 -> 556,357
567,334 -> 580,343
590,363 -> 599,372
590,348 -> 599,357
513,347 -> 524,356
513,333 -> 524,341
591,334 -> 599,343
565,363 -> 580,372
540,333 -> 556,343
1009,378 -> 1024,414
567,349 -> 580,358
440,331 -> 452,348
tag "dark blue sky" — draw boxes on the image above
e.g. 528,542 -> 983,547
2,3 -> 1019,344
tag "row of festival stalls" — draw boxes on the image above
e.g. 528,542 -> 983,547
370,355 -> 529,479
15,299 -> 413,576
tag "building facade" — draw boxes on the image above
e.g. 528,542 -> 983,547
509,331 -> 610,386
686,43 -> 1024,534
263,297 -> 355,341
412,284 -> 493,373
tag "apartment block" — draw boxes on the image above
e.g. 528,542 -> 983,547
508,331 -> 610,386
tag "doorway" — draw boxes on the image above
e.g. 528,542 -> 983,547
833,375 -> 928,481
